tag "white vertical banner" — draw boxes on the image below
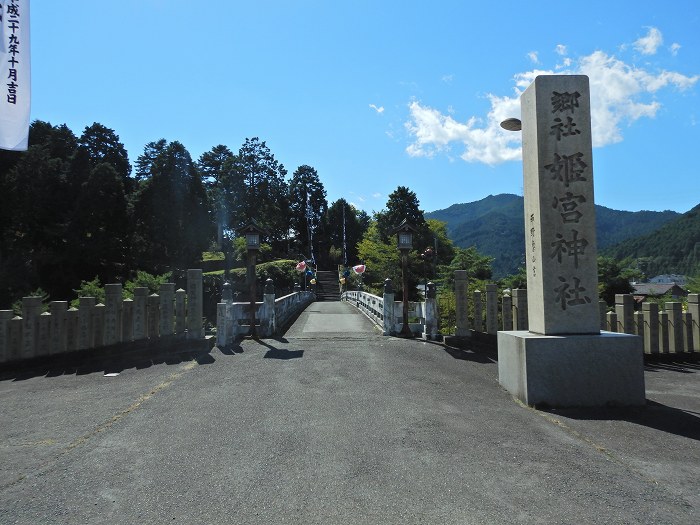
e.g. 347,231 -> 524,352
0,0 -> 30,151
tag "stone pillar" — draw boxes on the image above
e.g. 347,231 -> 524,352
634,311 -> 644,338
93,304 -> 105,347
159,283 -> 175,336
21,297 -> 42,359
498,75 -> 643,407
688,294 -> 699,353
382,278 -> 395,336
473,290 -> 483,332
261,278 -> 276,337
422,282 -> 439,341
37,312 -> 51,357
8,316 -> 22,360
684,312 -> 694,355
606,311 -> 618,333
216,303 -> 228,347
642,302 -> 659,355
104,284 -> 123,345
122,298 -> 134,342
666,302 -> 684,354
512,289 -> 528,331
659,310 -> 669,354
187,269 -> 203,339
147,294 -> 160,339
454,270 -> 470,337
615,294 -> 635,334
49,301 -> 67,355
485,284 -> 499,335
78,297 -> 96,350
0,310 -> 12,362
599,301 -> 607,331
501,293 -> 513,331
175,288 -> 186,334
66,307 -> 79,352
133,287 -> 148,340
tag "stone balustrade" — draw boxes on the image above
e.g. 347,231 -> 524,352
0,270 -> 204,364
216,279 -> 314,346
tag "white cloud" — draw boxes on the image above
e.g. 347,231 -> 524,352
404,40 -> 699,164
555,44 -> 567,56
634,27 -> 663,55
527,51 -> 539,64
369,103 -> 385,114
670,43 -> 681,56
372,192 -> 382,199
441,74 -> 454,84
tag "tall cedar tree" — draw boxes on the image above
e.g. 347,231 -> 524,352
288,165 -> 327,264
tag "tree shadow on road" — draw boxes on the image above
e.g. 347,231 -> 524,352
253,339 -> 304,360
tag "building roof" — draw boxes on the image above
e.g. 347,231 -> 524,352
632,283 -> 688,297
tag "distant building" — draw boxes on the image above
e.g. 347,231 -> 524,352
649,274 -> 687,286
632,282 -> 688,303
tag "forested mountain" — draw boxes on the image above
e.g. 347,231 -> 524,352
603,203 -> 700,277
426,194 -> 681,277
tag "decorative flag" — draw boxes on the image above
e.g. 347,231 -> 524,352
339,277 -> 346,284
0,0 -> 30,151
309,279 -> 316,285
352,264 -> 366,274
295,261 -> 306,271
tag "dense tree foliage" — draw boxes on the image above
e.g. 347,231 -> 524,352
288,165 -> 327,262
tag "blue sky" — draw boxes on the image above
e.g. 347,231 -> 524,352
31,0 -> 700,215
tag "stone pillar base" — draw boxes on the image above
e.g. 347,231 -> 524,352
497,330 -> 645,407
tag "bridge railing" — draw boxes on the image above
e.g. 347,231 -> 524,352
216,279 -> 314,346
341,279 -> 440,340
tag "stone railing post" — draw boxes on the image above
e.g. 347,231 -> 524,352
422,282 -> 439,340
606,311 -> 618,332
104,284 -> 123,345
187,269 -> 203,339
49,301 -> 67,355
615,294 -> 635,334
684,312 -> 694,355
78,297 -> 96,350
473,290 -> 483,332
147,294 -> 160,339
512,289 -> 528,331
66,307 -> 79,352
133,287 -> 148,340
659,309 -> 669,354
642,302 -> 659,355
175,288 -> 186,334
666,302 -> 684,354
262,278 -> 276,337
454,270 -> 470,337
0,310 -> 12,362
38,312 -> 51,356
634,311 -> 644,338
688,294 -> 699,353
9,315 -> 22,360
501,293 -> 513,331
22,297 -> 42,359
159,283 -> 175,336
122,298 -> 134,342
93,303 -> 105,347
485,284 -> 498,335
382,278 -> 395,336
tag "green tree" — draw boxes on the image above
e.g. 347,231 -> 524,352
197,144 -> 235,241
288,165 -> 327,263
597,256 -> 643,306
77,123 -> 132,193
226,138 -> 289,251
132,140 -> 211,273
325,199 -> 370,266
375,186 -> 427,243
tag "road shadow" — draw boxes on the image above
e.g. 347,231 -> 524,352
253,339 -> 304,360
544,400 -> 700,441
0,338 -> 234,382
442,335 -> 498,364
644,356 -> 700,374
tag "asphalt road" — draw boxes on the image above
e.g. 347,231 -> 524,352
1,301 -> 699,524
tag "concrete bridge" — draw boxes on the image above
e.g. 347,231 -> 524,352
1,299 -> 699,524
